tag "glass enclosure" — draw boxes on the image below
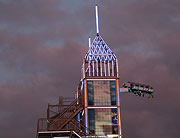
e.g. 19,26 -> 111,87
87,80 -> 118,135
87,80 -> 117,106
88,108 -> 118,135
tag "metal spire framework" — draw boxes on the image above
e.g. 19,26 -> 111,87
86,35 -> 116,62
84,35 -> 117,77
36,5 -> 154,138
83,5 -> 118,78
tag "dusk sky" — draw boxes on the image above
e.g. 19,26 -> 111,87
0,0 -> 180,138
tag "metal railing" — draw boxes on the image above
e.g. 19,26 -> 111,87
47,97 -> 75,118
38,96 -> 83,131
37,118 -> 99,138
37,94 -> 100,137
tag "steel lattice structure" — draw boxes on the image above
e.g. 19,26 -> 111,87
85,35 -> 116,62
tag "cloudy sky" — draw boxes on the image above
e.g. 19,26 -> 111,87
0,0 -> 180,138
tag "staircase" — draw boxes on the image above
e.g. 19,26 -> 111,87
47,96 -> 83,130
37,95 -> 99,138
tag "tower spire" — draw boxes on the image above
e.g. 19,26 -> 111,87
95,5 -> 99,34
88,37 -> 91,48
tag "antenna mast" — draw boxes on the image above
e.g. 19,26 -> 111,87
95,5 -> 99,34
89,37 -> 91,48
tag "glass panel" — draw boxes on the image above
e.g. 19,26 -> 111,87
87,80 -> 117,106
87,81 -> 94,105
110,81 -> 116,105
88,108 -> 118,135
88,109 -> 95,133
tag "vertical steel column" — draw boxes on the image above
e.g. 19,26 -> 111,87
83,59 -> 85,78
100,61 -> 102,76
84,80 -> 88,134
92,61 -> 95,76
88,61 -> 91,76
116,59 -> 119,77
96,61 -> 98,76
112,60 -> 114,76
104,61 -> 106,76
116,79 -> 122,137
108,60 -> 110,76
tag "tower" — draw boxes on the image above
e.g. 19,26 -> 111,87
80,5 -> 122,138
37,5 -> 154,138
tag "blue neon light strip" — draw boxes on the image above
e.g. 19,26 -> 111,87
117,80 -> 120,106
85,35 -> 116,62
84,80 -> 87,107
84,80 -> 88,133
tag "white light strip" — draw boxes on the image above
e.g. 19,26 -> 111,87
87,79 -> 116,81
84,80 -> 88,134
96,62 -> 98,76
107,134 -> 119,137
89,37 -> 91,48
88,106 -> 117,109
52,136 -> 69,138
104,61 -> 106,76
86,136 -> 108,138
85,108 -> 88,134
112,61 -> 114,76
72,131 -> 82,138
117,79 -> 122,136
108,61 -> 110,76
38,131 -> 70,133
120,88 -> 129,92
84,80 -> 87,107
100,61 -> 102,76
118,107 -> 122,136
95,5 -> 99,34
83,63 -> 85,78
116,59 -> 119,77
117,80 -> 120,106
85,136 -> 107,138
88,61 -> 90,76
92,61 -> 95,76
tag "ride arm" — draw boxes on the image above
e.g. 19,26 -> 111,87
120,81 -> 154,98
